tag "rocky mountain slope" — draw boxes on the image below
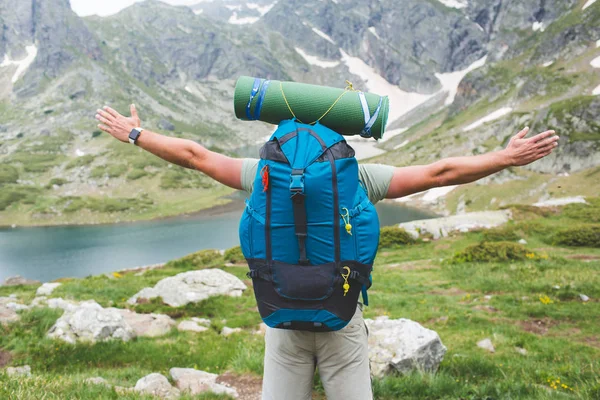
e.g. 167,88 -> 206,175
0,0 -> 598,225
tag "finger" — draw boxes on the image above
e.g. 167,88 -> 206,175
529,130 -> 555,143
535,135 -> 559,148
98,124 -> 111,133
103,106 -> 120,118
538,142 -> 558,153
515,126 -> 530,139
96,109 -> 115,122
130,104 -> 139,120
95,114 -> 112,125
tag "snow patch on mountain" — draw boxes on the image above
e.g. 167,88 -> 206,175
247,2 -> 276,16
532,22 -> 545,32
368,27 -> 381,40
340,49 -> 434,124
590,55 -> 600,68
312,28 -> 336,44
592,84 -> 600,96
463,107 -> 513,131
435,55 -> 487,106
228,13 -> 259,24
1,45 -> 38,83
436,0 -> 468,9
295,48 -> 340,68
583,0 -> 597,10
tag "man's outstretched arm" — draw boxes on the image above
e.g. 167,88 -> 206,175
95,105 -> 244,190
386,127 -> 559,199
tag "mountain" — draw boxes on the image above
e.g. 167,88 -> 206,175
0,0 -> 599,226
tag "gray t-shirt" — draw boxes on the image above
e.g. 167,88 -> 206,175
241,159 -> 394,204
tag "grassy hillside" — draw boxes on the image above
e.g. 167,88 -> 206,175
1,199 -> 599,399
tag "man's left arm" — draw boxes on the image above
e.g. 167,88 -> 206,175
386,127 -> 559,199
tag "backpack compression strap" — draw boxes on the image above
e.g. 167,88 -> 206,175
358,92 -> 383,139
290,169 -> 310,265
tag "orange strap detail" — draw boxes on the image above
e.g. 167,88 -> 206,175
261,165 -> 270,192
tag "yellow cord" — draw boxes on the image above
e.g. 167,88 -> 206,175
280,80 -> 359,125
341,207 -> 352,235
341,266 -> 351,296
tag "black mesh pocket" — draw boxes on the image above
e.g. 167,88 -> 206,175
271,261 -> 339,301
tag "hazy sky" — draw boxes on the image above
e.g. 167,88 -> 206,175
70,0 -> 202,17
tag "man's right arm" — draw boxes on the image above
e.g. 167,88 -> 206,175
96,105 -> 244,190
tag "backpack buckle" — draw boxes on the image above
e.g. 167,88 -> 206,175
289,170 -> 305,195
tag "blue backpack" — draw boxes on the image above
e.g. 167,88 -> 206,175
239,119 -> 380,331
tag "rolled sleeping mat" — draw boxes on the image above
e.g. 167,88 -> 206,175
233,76 -> 389,140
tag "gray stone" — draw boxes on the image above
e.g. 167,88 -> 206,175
36,282 -> 62,296
399,210 -> 512,240
85,377 -> 110,387
0,306 -> 20,325
170,368 -> 238,398
134,373 -> 180,399
477,338 -> 495,353
365,316 -> 447,378
518,239 -> 528,245
128,269 -> 246,307
178,320 -> 209,333
221,327 -> 242,336
579,294 -> 590,302
158,119 -> 175,131
3,275 -> 40,287
6,365 -> 31,377
515,347 -> 528,355
117,309 -> 175,337
47,301 -> 135,343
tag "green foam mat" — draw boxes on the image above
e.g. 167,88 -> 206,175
234,76 -> 389,140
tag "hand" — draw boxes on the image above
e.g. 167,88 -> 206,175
503,127 -> 559,167
95,104 -> 142,143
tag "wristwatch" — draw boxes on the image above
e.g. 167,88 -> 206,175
128,127 -> 144,145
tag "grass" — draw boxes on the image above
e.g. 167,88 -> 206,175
1,200 -> 599,398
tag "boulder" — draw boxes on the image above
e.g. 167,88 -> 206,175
365,317 -> 447,378
36,282 -> 62,296
47,301 -> 135,343
127,269 -> 246,307
399,210 -> 512,240
6,365 -> 31,377
170,368 -> 238,398
134,373 -> 180,399
178,320 -> 209,333
0,306 -> 20,325
117,309 -> 175,337
477,338 -> 495,353
3,275 -> 40,286
0,297 -> 28,312
46,297 -> 79,312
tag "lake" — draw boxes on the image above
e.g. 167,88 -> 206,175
0,201 -> 435,283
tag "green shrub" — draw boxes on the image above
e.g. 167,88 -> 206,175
379,227 -> 416,248
91,130 -> 102,138
0,164 -> 19,184
167,249 -> 224,269
224,246 -> 245,264
0,186 -> 41,210
481,226 -> 520,242
452,241 -> 529,263
561,198 -> 600,223
126,169 -> 148,180
160,169 -> 191,189
66,155 -> 94,169
45,178 -> 68,188
552,225 -> 600,248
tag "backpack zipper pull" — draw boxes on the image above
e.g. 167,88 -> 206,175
341,266 -> 351,296
341,207 -> 352,235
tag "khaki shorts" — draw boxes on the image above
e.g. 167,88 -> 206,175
261,304 -> 372,400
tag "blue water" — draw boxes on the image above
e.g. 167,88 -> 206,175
0,202 -> 434,283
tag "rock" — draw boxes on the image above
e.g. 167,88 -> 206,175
515,347 -> 528,355
6,365 -> 31,377
8,294 -> 17,299
128,269 -> 246,307
46,297 -> 80,311
533,196 -> 587,207
191,317 -> 211,326
5,302 -> 29,311
0,306 -> 20,325
221,327 -> 242,336
484,295 -> 493,301
178,320 -> 209,333
365,316 -> 447,378
518,239 -> 527,245
85,377 -> 110,387
477,338 -> 495,353
170,368 -> 238,398
36,282 -> 62,296
579,294 -> 590,302
134,373 -> 180,399
399,210 -> 512,240
117,309 -> 175,337
47,301 -> 135,343
158,119 -> 175,131
3,275 -> 41,287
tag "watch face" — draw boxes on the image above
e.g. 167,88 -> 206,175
129,128 -> 140,141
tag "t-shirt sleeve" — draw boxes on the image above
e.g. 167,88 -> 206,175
358,164 -> 395,205
241,158 -> 259,194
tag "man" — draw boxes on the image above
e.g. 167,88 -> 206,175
95,104 -> 559,400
